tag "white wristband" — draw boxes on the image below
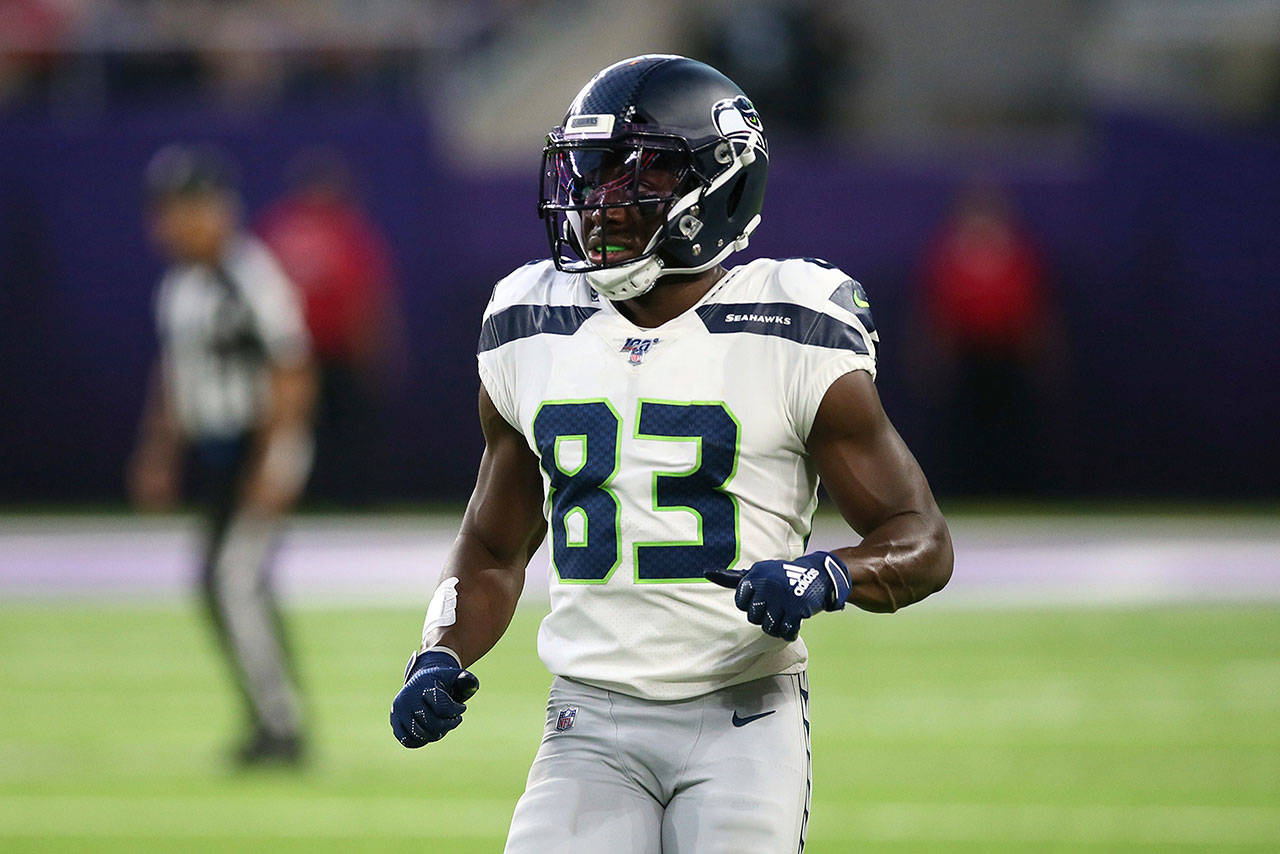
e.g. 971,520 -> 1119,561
421,576 -> 460,648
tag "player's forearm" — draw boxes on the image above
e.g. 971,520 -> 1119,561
423,530 -> 529,668
421,384 -> 545,669
135,364 -> 184,457
830,508 -> 953,613
257,362 -> 317,439
245,363 -> 317,507
136,415 -> 183,463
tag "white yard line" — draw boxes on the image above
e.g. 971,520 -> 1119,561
1,513 -> 1277,606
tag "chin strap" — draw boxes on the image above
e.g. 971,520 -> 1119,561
585,255 -> 663,300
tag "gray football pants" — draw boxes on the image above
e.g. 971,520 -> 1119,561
504,672 -> 812,854
195,435 -> 303,743
200,511 -> 303,740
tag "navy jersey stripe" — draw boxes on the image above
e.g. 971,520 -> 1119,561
696,302 -> 870,353
478,304 -> 600,353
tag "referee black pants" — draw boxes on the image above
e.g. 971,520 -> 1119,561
195,436 -> 304,742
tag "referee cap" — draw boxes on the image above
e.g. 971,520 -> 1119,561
144,144 -> 240,200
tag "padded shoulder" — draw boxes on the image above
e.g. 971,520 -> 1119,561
772,257 -> 858,301
479,261 -> 602,354
484,260 -> 596,318
720,257 -> 879,344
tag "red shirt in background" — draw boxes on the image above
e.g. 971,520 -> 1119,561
922,209 -> 1046,354
256,193 -> 393,363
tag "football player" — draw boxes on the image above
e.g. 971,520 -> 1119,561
391,55 -> 953,852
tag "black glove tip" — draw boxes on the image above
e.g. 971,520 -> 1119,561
452,670 -> 480,702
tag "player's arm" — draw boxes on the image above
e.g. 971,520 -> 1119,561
242,359 -> 318,517
391,384 -> 546,748
707,369 -> 951,638
807,369 -> 953,612
422,384 -> 547,667
128,361 -> 185,511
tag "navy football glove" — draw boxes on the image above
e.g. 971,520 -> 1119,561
705,551 -> 852,642
390,650 -> 480,748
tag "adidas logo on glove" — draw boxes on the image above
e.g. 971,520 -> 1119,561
784,563 -> 820,597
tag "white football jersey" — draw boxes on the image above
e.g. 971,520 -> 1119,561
477,257 -> 877,700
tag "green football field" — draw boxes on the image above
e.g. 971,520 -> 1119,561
1,603 -> 1277,851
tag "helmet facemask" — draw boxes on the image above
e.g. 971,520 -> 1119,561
540,137 -> 699,299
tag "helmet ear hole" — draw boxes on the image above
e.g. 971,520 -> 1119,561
725,173 -> 748,219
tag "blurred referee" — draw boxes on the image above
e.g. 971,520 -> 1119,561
128,144 -> 317,766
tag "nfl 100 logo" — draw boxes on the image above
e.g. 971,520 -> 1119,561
620,337 -> 659,366
555,706 -> 577,732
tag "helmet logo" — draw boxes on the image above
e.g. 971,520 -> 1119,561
712,96 -> 767,153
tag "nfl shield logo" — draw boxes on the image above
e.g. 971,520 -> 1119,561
620,337 -> 659,366
555,706 -> 577,732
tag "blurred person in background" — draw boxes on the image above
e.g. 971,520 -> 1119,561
917,178 -> 1059,496
128,144 -> 317,765
0,0 -> 74,106
256,148 -> 403,506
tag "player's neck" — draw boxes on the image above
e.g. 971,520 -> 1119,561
612,266 -> 727,329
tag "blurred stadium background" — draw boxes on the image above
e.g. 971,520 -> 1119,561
1,0 -> 1277,850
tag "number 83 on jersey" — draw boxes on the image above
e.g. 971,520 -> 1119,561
532,399 -> 740,584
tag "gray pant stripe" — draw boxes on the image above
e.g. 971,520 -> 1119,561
213,514 -> 301,736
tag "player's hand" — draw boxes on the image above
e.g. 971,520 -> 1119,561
705,551 -> 852,642
390,650 -> 480,748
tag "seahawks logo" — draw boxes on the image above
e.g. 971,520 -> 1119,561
712,96 -> 767,154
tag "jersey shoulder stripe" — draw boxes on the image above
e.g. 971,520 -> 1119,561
695,301 -> 869,353
479,303 -> 600,352
710,257 -> 877,355
479,260 -> 599,353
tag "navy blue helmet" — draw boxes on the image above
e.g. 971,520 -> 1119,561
539,55 -> 768,299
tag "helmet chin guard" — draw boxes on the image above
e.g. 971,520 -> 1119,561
585,255 -> 664,300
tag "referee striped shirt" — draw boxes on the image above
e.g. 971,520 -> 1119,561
155,235 -> 310,440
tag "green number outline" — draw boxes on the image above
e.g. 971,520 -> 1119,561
631,399 -> 742,584
533,399 -> 623,585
